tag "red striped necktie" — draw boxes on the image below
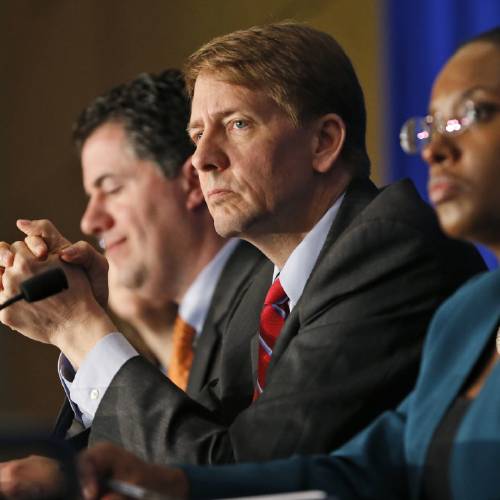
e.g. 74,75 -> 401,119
254,277 -> 290,400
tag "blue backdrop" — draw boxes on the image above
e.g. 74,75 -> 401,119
384,0 -> 500,268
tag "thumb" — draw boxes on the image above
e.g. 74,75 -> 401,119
59,241 -> 107,274
59,240 -> 109,307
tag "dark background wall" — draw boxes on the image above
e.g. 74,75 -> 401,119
0,0 -> 382,429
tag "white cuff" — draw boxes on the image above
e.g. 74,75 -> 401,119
59,332 -> 138,427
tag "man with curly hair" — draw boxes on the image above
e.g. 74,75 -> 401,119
3,70 -> 266,448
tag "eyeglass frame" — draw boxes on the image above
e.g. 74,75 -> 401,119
399,99 -> 499,155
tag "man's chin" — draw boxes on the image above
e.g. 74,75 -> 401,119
117,267 -> 148,290
212,213 -> 252,239
213,223 -> 241,239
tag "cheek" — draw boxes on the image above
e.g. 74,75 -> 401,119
227,131 -> 311,208
223,146 -> 269,200
237,167 -> 272,210
114,200 -> 158,247
110,202 -> 137,231
464,152 -> 500,202
140,182 -> 182,228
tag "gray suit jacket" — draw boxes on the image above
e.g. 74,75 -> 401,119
186,241 -> 268,398
88,178 -> 486,464
52,241 -> 266,450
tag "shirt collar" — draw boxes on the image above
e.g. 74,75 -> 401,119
179,239 -> 239,335
275,193 -> 345,310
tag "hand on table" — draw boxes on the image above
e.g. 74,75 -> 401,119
80,442 -> 188,500
0,455 -> 64,499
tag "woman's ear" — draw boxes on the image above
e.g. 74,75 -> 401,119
180,157 -> 205,211
311,113 -> 346,173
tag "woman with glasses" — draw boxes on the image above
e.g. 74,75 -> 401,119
79,26 -> 500,500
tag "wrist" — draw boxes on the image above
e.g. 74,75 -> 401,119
54,302 -> 117,370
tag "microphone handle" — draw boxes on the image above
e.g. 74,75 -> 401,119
0,268 -> 68,311
0,293 -> 23,311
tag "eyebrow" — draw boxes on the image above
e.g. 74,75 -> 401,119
186,124 -> 198,135
429,85 -> 500,114
462,85 -> 499,100
187,108 -> 244,134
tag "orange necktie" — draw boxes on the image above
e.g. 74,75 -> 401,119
168,316 -> 196,390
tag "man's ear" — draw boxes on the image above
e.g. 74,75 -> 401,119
311,113 -> 346,173
179,157 -> 205,211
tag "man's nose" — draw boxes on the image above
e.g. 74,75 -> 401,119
191,132 -> 230,173
80,197 -> 114,236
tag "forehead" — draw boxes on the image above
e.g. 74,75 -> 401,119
81,121 -> 167,195
431,42 -> 500,108
189,72 -> 283,124
81,123 -> 137,178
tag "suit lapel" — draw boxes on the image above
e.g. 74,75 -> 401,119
267,178 -> 380,372
188,242 -> 268,395
319,177 -> 379,256
250,333 -> 260,383
409,270 -> 500,491
187,320 -> 221,396
234,262 -> 273,383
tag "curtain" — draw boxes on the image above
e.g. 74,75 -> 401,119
384,0 -> 500,267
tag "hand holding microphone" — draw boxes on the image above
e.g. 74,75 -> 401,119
0,267 -> 68,310
0,235 -> 116,368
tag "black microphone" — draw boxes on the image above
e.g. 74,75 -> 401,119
0,267 -> 68,310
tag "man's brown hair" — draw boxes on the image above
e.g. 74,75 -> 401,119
185,22 -> 370,176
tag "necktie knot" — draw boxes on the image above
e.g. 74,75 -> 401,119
264,277 -> 288,306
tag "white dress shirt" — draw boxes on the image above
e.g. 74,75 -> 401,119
58,239 -> 239,428
277,193 -> 345,310
179,238 -> 239,336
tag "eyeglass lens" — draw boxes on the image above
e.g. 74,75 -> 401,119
400,117 -> 432,154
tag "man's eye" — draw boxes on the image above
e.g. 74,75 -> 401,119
232,120 -> 248,130
105,185 -> 123,195
191,132 -> 203,144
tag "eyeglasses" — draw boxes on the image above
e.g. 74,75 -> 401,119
400,100 -> 497,155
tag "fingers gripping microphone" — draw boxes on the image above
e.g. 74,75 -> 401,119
0,268 -> 68,310
20,268 -> 69,302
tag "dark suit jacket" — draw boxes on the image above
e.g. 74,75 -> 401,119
186,241 -> 268,398
51,240 -> 267,448
88,178 -> 486,465
184,268 -> 500,500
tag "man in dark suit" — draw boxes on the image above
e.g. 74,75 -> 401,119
83,23 -> 485,465
79,26 -> 500,500
0,70 -> 266,450
0,22 -> 485,480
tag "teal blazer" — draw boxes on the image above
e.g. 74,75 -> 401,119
184,269 -> 500,499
